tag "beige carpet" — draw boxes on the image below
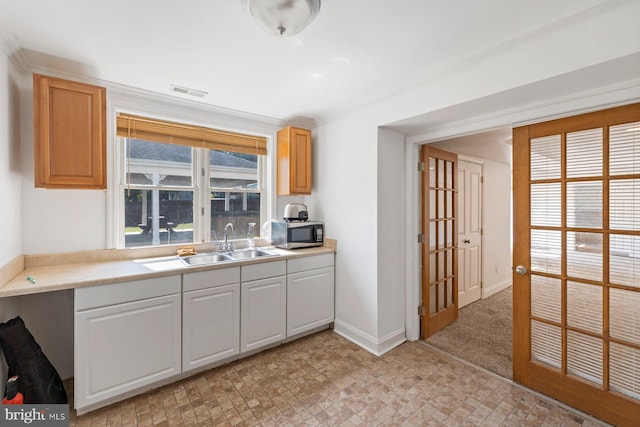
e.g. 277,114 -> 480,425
425,286 -> 513,379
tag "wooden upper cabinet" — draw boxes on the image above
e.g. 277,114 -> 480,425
33,74 -> 106,189
277,126 -> 312,195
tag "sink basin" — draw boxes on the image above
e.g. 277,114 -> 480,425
180,252 -> 233,266
179,248 -> 278,266
228,248 -> 278,260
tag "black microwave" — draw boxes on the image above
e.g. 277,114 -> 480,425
271,221 -> 324,249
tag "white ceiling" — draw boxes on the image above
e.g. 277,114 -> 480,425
0,0 -> 626,126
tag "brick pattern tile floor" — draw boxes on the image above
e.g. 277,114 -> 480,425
68,330 -> 608,426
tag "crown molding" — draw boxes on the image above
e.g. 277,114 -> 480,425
0,16 -> 29,73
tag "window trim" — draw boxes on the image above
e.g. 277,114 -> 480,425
111,110 -> 269,249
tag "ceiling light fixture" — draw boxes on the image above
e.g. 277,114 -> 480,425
241,0 -> 321,37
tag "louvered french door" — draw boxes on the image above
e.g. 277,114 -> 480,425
421,146 -> 458,338
513,103 -> 640,426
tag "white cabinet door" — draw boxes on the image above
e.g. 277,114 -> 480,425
241,276 -> 286,353
75,293 -> 181,411
287,266 -> 334,337
183,283 -> 240,371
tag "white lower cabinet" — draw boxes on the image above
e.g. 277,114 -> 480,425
74,276 -> 181,413
182,267 -> 240,372
73,253 -> 335,414
287,254 -> 335,337
241,261 -> 286,353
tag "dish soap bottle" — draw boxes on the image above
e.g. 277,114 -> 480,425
247,223 -> 256,249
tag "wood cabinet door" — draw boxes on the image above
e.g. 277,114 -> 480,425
287,266 -> 334,337
241,276 -> 286,353
33,74 -> 106,189
290,127 -> 312,194
74,294 -> 181,412
183,283 -> 240,372
277,126 -> 312,195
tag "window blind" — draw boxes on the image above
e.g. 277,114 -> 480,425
116,113 -> 267,156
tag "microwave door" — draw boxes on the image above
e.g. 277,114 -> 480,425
289,225 -> 314,243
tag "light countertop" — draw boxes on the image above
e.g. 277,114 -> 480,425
0,242 -> 335,298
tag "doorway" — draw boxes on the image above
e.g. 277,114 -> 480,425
421,135 -> 512,378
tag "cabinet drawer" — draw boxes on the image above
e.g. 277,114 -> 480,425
183,267 -> 240,292
75,275 -> 181,311
287,253 -> 334,274
241,260 -> 286,282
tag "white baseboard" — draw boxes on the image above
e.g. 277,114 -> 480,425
482,279 -> 511,299
333,320 -> 406,356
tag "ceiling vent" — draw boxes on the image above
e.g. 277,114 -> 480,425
170,84 -> 208,98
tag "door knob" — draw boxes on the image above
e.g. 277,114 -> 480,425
463,239 -> 470,244
515,265 -> 528,275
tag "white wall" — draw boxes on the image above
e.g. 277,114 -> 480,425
310,114 -> 380,350
1,23 -> 25,389
376,128 -> 406,350
19,81 -> 109,254
0,33 -> 22,266
0,51 -> 75,385
482,159 -> 512,298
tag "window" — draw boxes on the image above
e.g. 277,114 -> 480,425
116,114 -> 267,248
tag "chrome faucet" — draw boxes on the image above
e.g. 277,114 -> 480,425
221,223 -> 235,252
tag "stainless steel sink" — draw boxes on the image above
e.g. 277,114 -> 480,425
228,248 -> 278,260
180,252 -> 233,266
179,248 -> 278,266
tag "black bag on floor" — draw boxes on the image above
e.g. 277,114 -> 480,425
0,316 -> 67,404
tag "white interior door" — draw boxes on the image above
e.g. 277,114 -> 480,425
458,160 -> 483,308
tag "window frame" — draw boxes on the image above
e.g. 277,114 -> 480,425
204,153 -> 266,243
112,113 -> 268,249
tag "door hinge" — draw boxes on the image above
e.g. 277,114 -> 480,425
201,207 -> 205,216
201,167 -> 205,177
418,234 -> 424,244
418,162 -> 425,171
481,176 -> 484,184
418,306 -> 425,317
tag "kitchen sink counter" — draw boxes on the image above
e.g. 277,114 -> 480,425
0,241 -> 336,298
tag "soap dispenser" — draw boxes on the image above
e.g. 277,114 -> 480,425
247,223 -> 256,249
